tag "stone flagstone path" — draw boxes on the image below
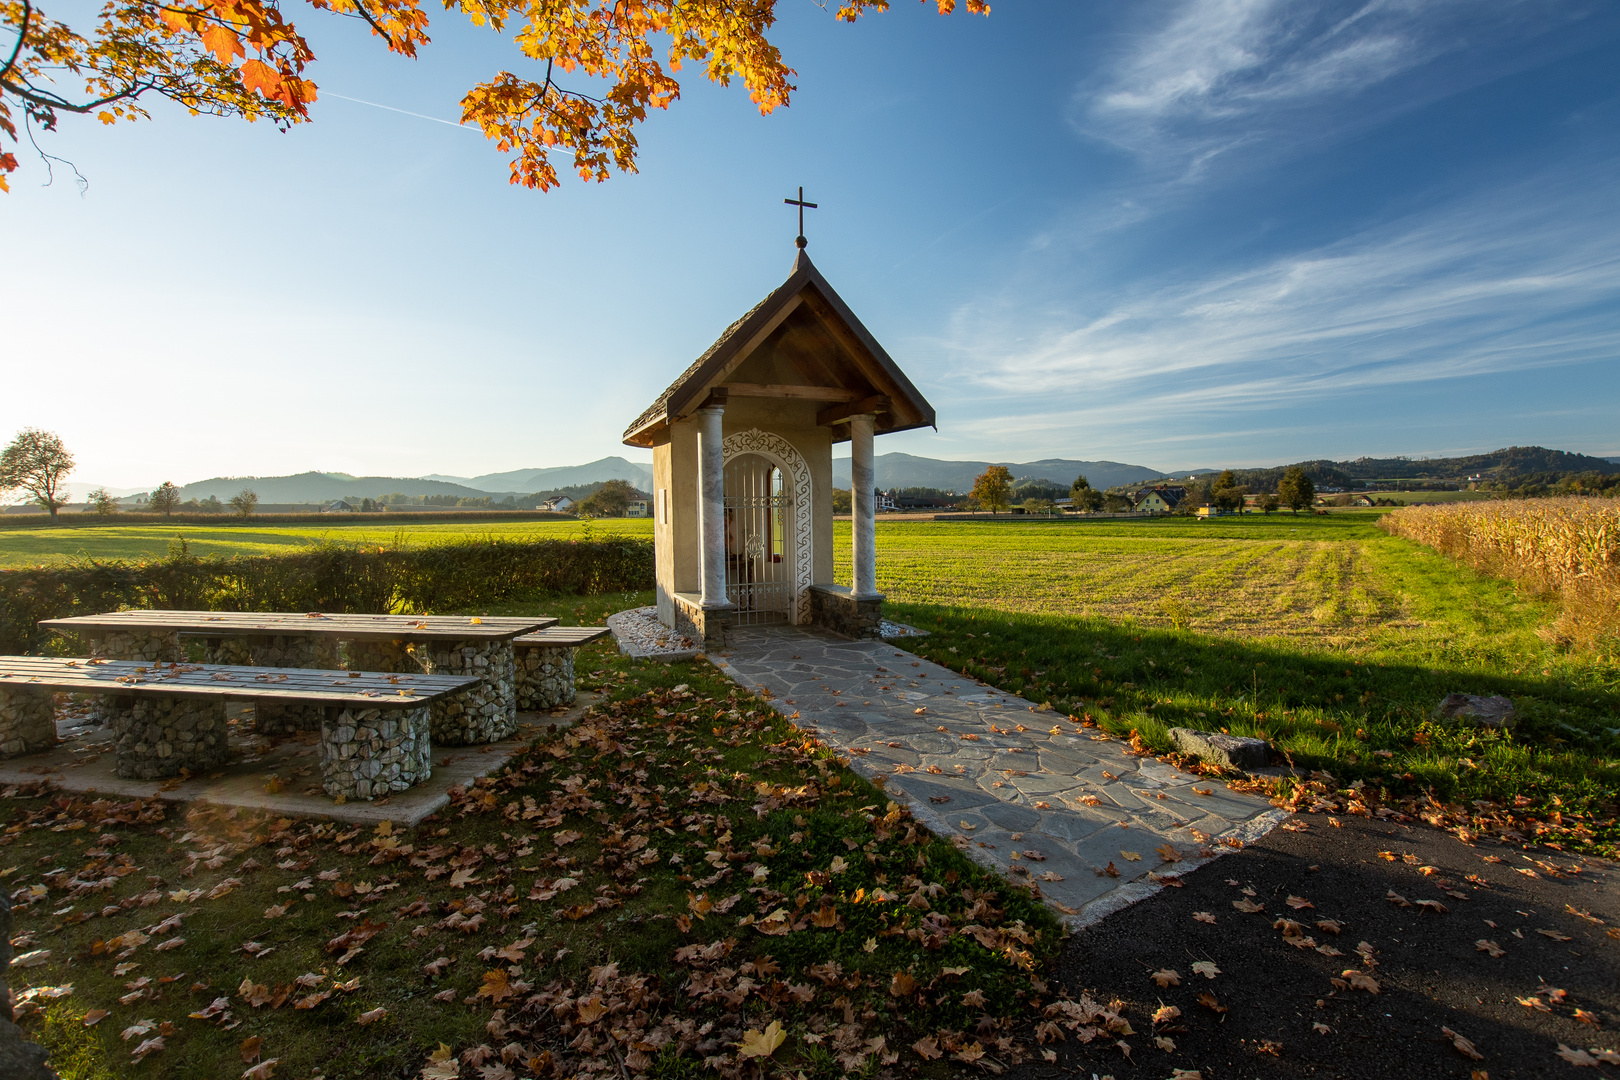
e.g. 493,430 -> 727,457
707,625 -> 1287,926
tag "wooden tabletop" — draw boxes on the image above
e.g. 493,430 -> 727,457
513,626 -> 612,646
0,656 -> 477,706
39,611 -> 558,642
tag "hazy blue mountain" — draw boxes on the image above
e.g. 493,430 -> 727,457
458,457 -> 654,493
830,453 -> 1175,492
177,472 -> 498,503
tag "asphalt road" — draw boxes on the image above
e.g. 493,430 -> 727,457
1014,813 -> 1618,1080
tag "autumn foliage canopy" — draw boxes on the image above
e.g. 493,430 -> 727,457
0,0 -> 988,191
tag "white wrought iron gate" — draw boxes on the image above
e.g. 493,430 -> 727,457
723,454 -> 792,624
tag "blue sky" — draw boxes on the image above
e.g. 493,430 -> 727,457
4,0 -> 1619,490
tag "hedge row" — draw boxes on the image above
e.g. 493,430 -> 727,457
0,510 -> 576,530
0,537 -> 654,655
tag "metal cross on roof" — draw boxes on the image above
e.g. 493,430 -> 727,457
784,186 -> 818,249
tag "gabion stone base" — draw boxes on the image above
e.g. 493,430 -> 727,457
203,635 -> 342,734
89,628 -> 183,663
419,639 -> 516,745
107,695 -> 228,779
0,687 -> 56,758
344,639 -> 417,676
515,645 -> 576,710
321,705 -> 431,799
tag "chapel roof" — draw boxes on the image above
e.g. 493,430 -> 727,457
622,250 -> 935,448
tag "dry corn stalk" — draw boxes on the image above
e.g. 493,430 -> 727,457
1380,498 -> 1619,648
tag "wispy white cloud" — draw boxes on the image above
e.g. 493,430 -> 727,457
930,160 -> 1620,443
1077,0 -> 1580,177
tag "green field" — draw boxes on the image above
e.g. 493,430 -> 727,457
5,508 -> 1614,849
0,518 -> 654,567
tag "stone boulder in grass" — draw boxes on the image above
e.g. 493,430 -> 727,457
0,892 -> 56,1080
1434,694 -> 1516,731
1169,727 -> 1271,771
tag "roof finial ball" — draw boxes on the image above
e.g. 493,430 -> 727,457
784,186 -> 817,250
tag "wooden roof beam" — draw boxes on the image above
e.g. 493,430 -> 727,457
817,394 -> 890,427
724,383 -> 863,402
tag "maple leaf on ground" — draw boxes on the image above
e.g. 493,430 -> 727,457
736,1020 -> 787,1060
82,1010 -> 110,1027
1341,969 -> 1381,993
1556,1044 -> 1599,1066
357,1007 -> 388,1025
1170,1071 -> 1204,1080
1151,969 -> 1181,987
239,979 -> 273,1008
1574,1008 -> 1600,1024
1192,961 -> 1220,979
242,1060 -> 280,1080
1197,992 -> 1227,1013
241,1035 -> 262,1062
1475,939 -> 1506,957
1517,995 -> 1552,1012
1193,911 -> 1217,924
1442,1027 -> 1484,1060
890,972 -> 917,997
419,1044 -> 460,1080
576,995 -> 608,1024
477,969 -> 515,1004
1153,1004 -> 1181,1024
1121,850 -> 1142,862
131,1035 -> 166,1062
1314,1022 -> 1332,1034
911,1036 -> 943,1061
1155,1035 -> 1176,1052
1316,918 -> 1343,934
953,1041 -> 986,1063
961,989 -> 986,1008
1538,929 -> 1574,942
1286,895 -> 1314,909
1414,899 -> 1449,914
1233,898 -> 1264,913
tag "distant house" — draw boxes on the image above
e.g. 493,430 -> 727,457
543,495 -> 577,513
1133,485 -> 1186,514
1195,506 -> 1231,518
877,490 -> 898,512
1351,494 -> 1375,507
323,500 -> 357,513
626,499 -> 649,518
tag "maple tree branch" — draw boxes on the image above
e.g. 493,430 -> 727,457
0,0 -> 28,85
0,72 -> 149,114
343,0 -> 404,50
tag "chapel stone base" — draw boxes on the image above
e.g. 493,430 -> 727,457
672,593 -> 735,652
808,584 -> 885,640
0,687 -> 57,758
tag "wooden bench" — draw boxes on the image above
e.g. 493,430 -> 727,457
512,627 -> 612,710
0,657 -> 477,799
39,611 -> 557,745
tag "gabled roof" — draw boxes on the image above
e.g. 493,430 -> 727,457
622,251 -> 935,448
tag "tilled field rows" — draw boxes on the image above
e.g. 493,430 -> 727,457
838,532 -> 1405,637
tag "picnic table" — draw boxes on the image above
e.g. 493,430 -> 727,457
0,656 -> 478,797
39,611 -> 557,745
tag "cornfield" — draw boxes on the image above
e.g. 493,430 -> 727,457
1379,497 -> 1620,647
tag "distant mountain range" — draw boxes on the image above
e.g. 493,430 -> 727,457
424,457 -> 654,493
830,454 -> 1190,493
39,446 -> 1617,508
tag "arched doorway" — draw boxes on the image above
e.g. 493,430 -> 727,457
721,428 -> 813,624
723,454 -> 792,624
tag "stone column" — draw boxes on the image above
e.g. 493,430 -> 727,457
696,403 -> 732,612
849,413 -> 878,597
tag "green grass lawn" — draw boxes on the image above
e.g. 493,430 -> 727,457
0,519 -> 655,568
6,596 -> 1058,1080
829,515 -> 1618,854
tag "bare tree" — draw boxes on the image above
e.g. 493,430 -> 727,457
229,489 -> 259,518
0,428 -> 73,518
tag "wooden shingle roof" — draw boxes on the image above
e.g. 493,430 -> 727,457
622,251 -> 935,448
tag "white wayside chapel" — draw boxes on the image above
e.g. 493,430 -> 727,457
622,247 -> 935,650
